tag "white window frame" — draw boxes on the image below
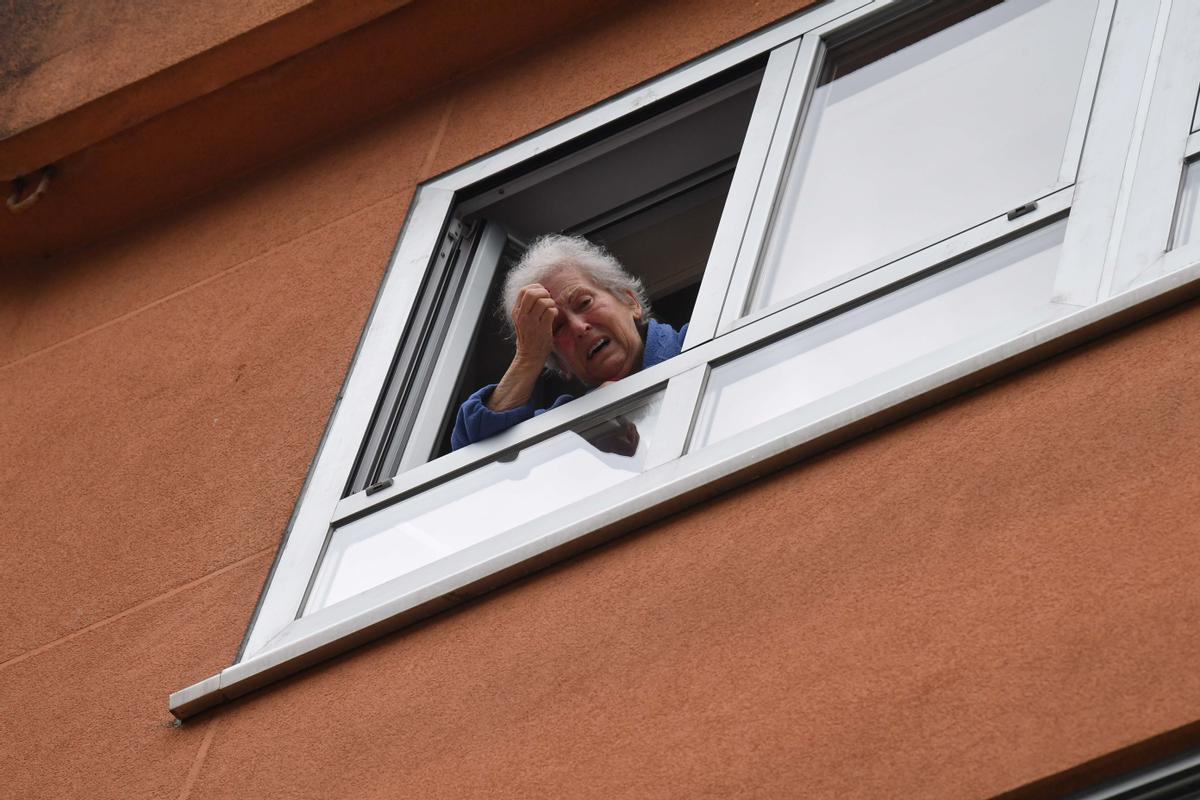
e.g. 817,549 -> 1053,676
1104,0 -> 1200,295
171,0 -> 1200,718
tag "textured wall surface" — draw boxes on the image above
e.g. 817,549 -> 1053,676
0,0 -> 316,137
0,0 -> 636,259
2,1 -> 1198,798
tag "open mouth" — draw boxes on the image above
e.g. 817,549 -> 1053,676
587,338 -> 610,360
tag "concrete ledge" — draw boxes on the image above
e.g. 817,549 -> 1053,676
0,0 -> 633,264
0,1 -> 415,179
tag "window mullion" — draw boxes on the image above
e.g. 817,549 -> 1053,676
641,365 -> 710,471
683,37 -> 803,347
1049,0 -> 1165,307
709,33 -> 822,338
1056,0 -> 1119,185
1107,0 -> 1200,295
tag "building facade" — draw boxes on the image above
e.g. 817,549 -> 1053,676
2,1 -> 1200,798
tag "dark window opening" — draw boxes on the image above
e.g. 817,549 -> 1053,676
346,66 -> 764,493
430,74 -> 762,459
820,0 -> 1004,83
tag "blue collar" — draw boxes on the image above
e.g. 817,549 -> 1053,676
641,319 -> 689,370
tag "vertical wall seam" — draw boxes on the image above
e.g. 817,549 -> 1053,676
176,718 -> 221,800
418,95 -> 457,180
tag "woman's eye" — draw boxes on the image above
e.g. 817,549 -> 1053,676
578,296 -> 592,310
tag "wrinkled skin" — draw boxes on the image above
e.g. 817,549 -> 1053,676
510,265 -> 645,387
488,265 -> 645,420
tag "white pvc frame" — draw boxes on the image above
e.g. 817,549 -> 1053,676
1107,0 -> 1200,294
170,0 -> 1200,719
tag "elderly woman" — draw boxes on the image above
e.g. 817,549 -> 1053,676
451,234 -> 688,450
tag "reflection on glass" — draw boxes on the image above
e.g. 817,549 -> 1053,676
307,393 -> 664,611
694,220 -> 1067,448
750,0 -> 1097,315
1172,162 -> 1200,251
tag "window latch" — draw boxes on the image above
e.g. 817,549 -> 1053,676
1007,201 -> 1038,221
365,478 -> 394,496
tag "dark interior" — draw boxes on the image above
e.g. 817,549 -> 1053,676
821,0 -> 1004,83
432,71 -> 763,457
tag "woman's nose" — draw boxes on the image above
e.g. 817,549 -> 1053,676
567,315 -> 590,336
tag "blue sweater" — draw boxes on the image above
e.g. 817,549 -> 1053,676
451,320 -> 688,450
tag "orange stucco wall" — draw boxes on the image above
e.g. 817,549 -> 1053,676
0,0 -> 645,260
0,0 -> 318,135
2,2 -> 1199,798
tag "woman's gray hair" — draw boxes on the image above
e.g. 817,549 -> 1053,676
500,234 -> 652,372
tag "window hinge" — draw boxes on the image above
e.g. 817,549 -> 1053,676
1007,201 -> 1038,221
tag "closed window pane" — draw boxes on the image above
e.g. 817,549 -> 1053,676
749,0 -> 1097,315
1171,162 -> 1200,250
307,392 -> 665,611
694,220 -> 1067,449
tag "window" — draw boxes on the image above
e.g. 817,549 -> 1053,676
345,64 -> 765,489
171,0 -> 1200,717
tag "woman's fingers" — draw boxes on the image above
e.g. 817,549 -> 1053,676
512,284 -> 557,362
535,297 -> 556,325
515,286 -> 560,335
514,283 -> 551,321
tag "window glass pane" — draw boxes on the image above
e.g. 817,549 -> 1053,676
1171,161 -> 1200,251
749,0 -> 1097,315
1192,85 -> 1199,133
693,219 -> 1067,449
307,392 -> 665,612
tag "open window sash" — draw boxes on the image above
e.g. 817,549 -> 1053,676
1107,0 -> 1200,295
707,0 -> 1114,334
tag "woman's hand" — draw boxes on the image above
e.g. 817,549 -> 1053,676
511,283 -> 557,366
487,283 -> 558,412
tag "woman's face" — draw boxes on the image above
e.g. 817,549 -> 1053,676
541,265 -> 644,387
